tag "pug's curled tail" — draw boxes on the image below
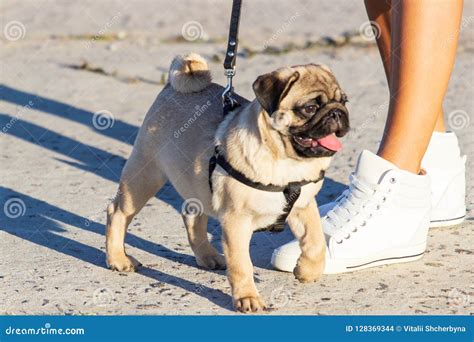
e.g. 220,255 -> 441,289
168,53 -> 212,93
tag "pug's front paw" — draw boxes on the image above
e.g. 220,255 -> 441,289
293,255 -> 324,283
196,253 -> 226,270
107,254 -> 141,272
233,295 -> 267,313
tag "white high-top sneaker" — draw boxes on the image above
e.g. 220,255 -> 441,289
271,150 -> 432,274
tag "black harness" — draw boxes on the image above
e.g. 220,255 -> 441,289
208,0 -> 325,232
209,146 -> 325,232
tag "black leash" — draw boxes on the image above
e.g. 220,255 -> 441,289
222,0 -> 242,116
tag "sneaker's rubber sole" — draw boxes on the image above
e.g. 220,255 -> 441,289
324,252 -> 425,274
271,243 -> 427,274
271,214 -> 466,274
429,215 -> 465,228
323,241 -> 427,274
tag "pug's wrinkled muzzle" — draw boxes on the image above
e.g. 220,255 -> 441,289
289,104 -> 350,157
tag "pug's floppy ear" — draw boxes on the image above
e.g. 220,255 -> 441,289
252,70 -> 300,116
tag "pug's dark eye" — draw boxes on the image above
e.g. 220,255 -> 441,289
302,105 -> 318,115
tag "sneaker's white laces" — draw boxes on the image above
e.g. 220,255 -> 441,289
325,173 -> 390,241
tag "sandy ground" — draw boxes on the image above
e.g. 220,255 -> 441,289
0,0 -> 473,315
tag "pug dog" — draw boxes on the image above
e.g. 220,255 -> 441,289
105,53 -> 349,312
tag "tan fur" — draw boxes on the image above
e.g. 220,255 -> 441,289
105,54 -> 347,312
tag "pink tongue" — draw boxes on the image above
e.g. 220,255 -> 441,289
316,134 -> 342,152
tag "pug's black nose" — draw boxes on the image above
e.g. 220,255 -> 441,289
328,109 -> 343,120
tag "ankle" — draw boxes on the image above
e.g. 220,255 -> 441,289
434,119 -> 446,132
377,149 -> 421,174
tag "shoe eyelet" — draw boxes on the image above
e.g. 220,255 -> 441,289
361,221 -> 366,226
352,228 -> 358,233
344,234 -> 351,239
382,197 -> 387,202
390,177 -> 397,184
336,239 -> 343,244
376,205 -> 380,210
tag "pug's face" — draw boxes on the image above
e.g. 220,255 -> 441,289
253,64 -> 350,158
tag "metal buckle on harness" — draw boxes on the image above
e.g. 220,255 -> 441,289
222,67 -> 238,109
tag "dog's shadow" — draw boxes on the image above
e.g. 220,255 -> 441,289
0,186 -> 233,311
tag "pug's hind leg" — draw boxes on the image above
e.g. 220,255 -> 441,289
182,213 -> 226,270
106,155 -> 166,272
222,216 -> 266,313
288,199 -> 326,283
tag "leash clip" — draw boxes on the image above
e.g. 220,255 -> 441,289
222,67 -> 238,108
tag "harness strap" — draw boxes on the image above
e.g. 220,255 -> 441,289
208,145 -> 325,232
259,183 -> 303,233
